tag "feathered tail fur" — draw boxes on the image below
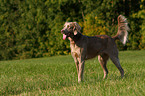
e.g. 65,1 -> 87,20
113,15 -> 130,45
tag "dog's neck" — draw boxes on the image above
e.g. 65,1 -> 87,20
69,32 -> 82,44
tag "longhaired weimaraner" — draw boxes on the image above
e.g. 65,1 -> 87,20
61,15 -> 130,82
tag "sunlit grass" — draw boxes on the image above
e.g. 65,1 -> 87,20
0,50 -> 145,96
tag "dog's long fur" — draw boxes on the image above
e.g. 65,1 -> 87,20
61,15 -> 130,82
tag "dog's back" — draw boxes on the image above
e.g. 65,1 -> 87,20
83,35 -> 116,60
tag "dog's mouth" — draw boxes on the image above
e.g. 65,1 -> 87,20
63,34 -> 67,40
61,29 -> 71,40
61,29 -> 67,40
63,33 -> 71,40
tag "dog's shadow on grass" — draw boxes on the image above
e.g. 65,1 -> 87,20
123,72 -> 143,80
82,72 -> 141,84
50,72 -> 142,89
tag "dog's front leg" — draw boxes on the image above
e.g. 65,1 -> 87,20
74,57 -> 79,74
77,47 -> 86,83
78,58 -> 85,83
75,58 -> 79,74
72,53 -> 79,74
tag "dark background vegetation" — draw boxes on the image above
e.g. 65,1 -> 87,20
0,0 -> 145,60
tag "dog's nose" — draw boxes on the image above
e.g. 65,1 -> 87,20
61,29 -> 64,33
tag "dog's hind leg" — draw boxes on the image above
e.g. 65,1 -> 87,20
109,55 -> 124,78
98,54 -> 109,79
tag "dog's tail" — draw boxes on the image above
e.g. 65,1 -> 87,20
112,15 -> 130,45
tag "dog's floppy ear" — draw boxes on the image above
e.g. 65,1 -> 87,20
72,22 -> 81,35
73,22 -> 81,31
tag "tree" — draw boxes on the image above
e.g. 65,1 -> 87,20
0,0 -> 145,60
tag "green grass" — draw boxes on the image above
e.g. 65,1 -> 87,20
0,50 -> 145,96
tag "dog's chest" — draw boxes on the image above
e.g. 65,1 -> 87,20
70,43 -> 80,54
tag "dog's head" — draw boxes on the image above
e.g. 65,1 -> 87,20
61,22 -> 81,40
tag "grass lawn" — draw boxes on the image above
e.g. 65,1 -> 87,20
0,50 -> 145,96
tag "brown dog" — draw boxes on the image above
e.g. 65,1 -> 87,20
61,15 -> 130,82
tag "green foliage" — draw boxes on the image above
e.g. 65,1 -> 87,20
138,10 -> 145,49
0,0 -> 145,60
83,12 -> 109,36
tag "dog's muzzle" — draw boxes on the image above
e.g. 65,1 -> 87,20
61,29 -> 72,40
61,29 -> 67,40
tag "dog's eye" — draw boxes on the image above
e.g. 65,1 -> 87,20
69,27 -> 73,29
67,25 -> 69,28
